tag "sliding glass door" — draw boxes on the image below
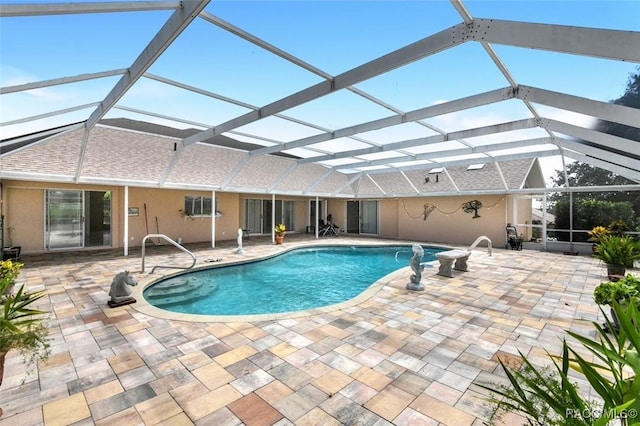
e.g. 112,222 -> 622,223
244,199 -> 295,234
344,200 -> 378,235
45,189 -> 111,250
360,200 -> 379,234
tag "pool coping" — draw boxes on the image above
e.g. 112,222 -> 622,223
130,241 -> 445,322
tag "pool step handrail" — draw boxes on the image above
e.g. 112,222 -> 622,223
468,235 -> 492,256
141,234 -> 197,273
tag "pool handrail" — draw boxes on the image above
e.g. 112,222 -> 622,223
141,234 -> 197,273
468,235 -> 492,256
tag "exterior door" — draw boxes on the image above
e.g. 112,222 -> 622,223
45,189 -> 111,250
360,200 -> 379,235
245,199 -> 263,234
346,201 -> 360,233
45,190 -> 83,249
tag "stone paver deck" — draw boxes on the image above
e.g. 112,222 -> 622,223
0,235 -> 609,425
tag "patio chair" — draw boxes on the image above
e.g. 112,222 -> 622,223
506,225 -> 523,250
319,219 -> 339,237
318,219 -> 331,236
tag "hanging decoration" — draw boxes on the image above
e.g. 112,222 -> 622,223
462,200 -> 483,218
422,203 -> 436,220
401,196 -> 503,221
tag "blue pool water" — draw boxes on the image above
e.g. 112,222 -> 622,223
143,245 -> 442,316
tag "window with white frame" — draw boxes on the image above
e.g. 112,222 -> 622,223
184,195 -> 213,216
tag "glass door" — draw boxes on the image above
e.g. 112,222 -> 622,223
46,190 -> 112,250
346,201 -> 360,233
85,191 -> 112,247
360,200 -> 379,234
245,199 -> 263,234
46,190 -> 83,249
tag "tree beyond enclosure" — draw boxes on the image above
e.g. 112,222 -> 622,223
550,68 -> 640,242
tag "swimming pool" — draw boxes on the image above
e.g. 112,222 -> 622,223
143,245 -> 442,316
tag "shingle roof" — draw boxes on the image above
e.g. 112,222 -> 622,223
0,120 -> 543,196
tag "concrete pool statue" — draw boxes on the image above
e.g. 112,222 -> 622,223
108,270 -> 138,307
236,228 -> 244,254
407,243 -> 425,291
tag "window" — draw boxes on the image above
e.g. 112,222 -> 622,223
184,196 -> 213,216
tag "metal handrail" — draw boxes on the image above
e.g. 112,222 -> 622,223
468,235 -> 492,256
141,234 -> 196,273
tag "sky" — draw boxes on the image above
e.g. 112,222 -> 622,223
1,0 -> 639,183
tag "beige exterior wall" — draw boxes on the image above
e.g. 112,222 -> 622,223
3,180 -> 121,253
392,195 -> 515,247
379,199 -> 399,238
2,179 -> 531,254
124,188 -> 241,247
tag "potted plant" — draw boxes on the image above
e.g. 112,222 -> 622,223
588,225 -> 610,252
0,260 -> 50,417
594,274 -> 640,330
274,224 -> 286,244
593,234 -> 640,278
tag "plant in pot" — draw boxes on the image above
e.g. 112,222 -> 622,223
593,274 -> 640,330
0,260 -> 50,417
593,234 -> 640,278
588,225 -> 610,252
274,224 -> 286,244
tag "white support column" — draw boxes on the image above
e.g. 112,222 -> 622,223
123,186 -> 129,256
542,193 -> 548,252
315,196 -> 319,239
211,190 -> 216,249
271,193 -> 276,243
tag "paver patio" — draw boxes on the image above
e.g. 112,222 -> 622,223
0,235 -> 609,425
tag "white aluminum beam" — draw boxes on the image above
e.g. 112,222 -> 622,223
331,173 -> 362,197
544,118 -> 640,157
473,19 -> 640,62
1,102 -> 100,126
268,162 -> 300,192
358,148 -> 561,176
200,11 -> 332,80
302,168 -> 335,194
558,138 -> 640,171
142,73 -> 336,136
253,86 -> 516,157
0,2 -> 179,17
183,22 -> 469,146
113,105 -> 210,129
0,69 -> 127,94
332,137 -> 555,170
0,123 -> 84,151
200,12 -> 434,145
518,85 -> 640,128
312,118 -> 538,168
563,151 -> 640,183
84,1 -> 210,130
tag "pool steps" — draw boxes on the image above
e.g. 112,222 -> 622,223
145,277 -> 218,308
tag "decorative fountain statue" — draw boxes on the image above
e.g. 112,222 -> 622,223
108,270 -> 138,307
235,228 -> 244,254
406,243 -> 425,291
